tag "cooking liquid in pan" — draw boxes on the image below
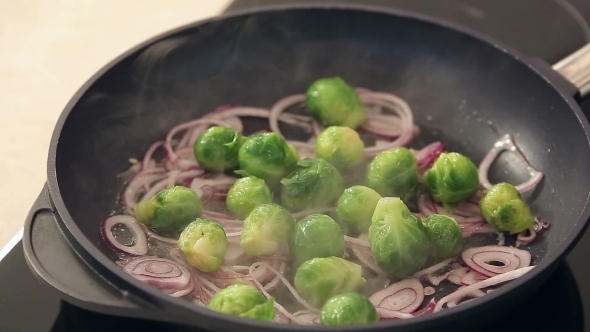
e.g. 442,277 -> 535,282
103,85 -> 549,324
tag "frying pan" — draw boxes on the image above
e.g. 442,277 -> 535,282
22,3 -> 590,332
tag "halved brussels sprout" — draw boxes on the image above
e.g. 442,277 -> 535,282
208,280 -> 275,321
320,292 -> 378,325
479,182 -> 535,234
178,218 -> 227,272
280,158 -> 344,212
306,77 -> 367,129
366,147 -> 419,203
422,214 -> 463,262
291,214 -> 345,267
423,152 -> 479,205
238,132 -> 298,184
135,186 -> 202,235
315,126 -> 365,170
226,176 -> 273,219
194,126 -> 245,173
369,197 -> 430,279
294,257 -> 366,308
336,185 -> 382,234
240,203 -> 295,256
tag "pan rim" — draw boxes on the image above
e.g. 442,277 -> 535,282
45,2 -> 590,331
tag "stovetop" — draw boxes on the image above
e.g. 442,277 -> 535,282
2,0 -> 590,331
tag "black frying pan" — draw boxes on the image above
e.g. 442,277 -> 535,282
22,4 -> 590,332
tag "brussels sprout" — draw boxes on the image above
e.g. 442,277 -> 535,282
240,203 -> 295,256
238,132 -> 298,184
479,182 -> 535,234
369,197 -> 430,279
291,214 -> 345,267
226,176 -> 273,219
281,158 -> 344,212
366,147 -> 419,203
336,186 -> 382,234
135,186 -> 202,235
178,218 -> 227,272
208,280 -> 275,321
194,126 -> 245,173
422,214 -> 463,262
315,126 -> 365,170
306,77 -> 367,129
294,257 -> 365,308
320,292 -> 378,325
423,152 -> 479,205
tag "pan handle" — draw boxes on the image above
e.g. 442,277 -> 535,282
552,43 -> 590,98
22,184 -> 181,324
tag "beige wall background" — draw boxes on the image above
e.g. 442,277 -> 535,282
0,0 -> 233,250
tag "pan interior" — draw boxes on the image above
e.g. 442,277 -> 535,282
54,7 -> 590,307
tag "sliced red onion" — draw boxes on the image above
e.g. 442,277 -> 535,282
460,222 -> 498,238
447,267 -> 469,285
424,286 -> 435,296
427,271 -> 451,286
163,279 -> 195,298
434,266 -> 534,312
497,232 -> 506,246
417,193 -> 483,223
461,270 -> 488,286
446,287 -> 485,308
413,258 -> 454,279
293,310 -> 320,325
478,134 -> 544,193
462,246 -> 531,277
201,211 -> 243,227
139,224 -> 177,245
369,278 -> 424,313
376,308 -> 415,320
223,243 -> 248,265
123,172 -> 167,213
360,93 -> 415,157
123,257 -> 191,291
141,141 -> 165,172
269,94 -> 307,137
344,235 -> 371,249
263,261 -> 287,293
414,141 -> 445,174
249,262 -> 318,312
413,299 -> 436,316
101,215 -> 148,256
351,246 -> 388,276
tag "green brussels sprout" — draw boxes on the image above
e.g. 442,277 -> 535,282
291,214 -> 345,267
135,186 -> 202,235
336,186 -> 382,234
240,203 -> 295,256
479,182 -> 535,234
208,280 -> 275,321
369,197 -> 430,279
423,152 -> 479,205
226,176 -> 273,219
238,132 -> 299,184
288,143 -> 300,161
366,147 -> 419,203
315,126 -> 365,170
280,158 -> 344,212
306,77 -> 367,129
178,218 -> 227,272
194,126 -> 245,173
422,214 -> 463,262
294,257 -> 365,308
320,292 -> 378,325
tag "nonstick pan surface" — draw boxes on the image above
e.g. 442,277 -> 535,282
24,4 -> 590,332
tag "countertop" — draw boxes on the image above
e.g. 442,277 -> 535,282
0,0 -> 232,249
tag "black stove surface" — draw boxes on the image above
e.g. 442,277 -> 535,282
2,1 -> 590,331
